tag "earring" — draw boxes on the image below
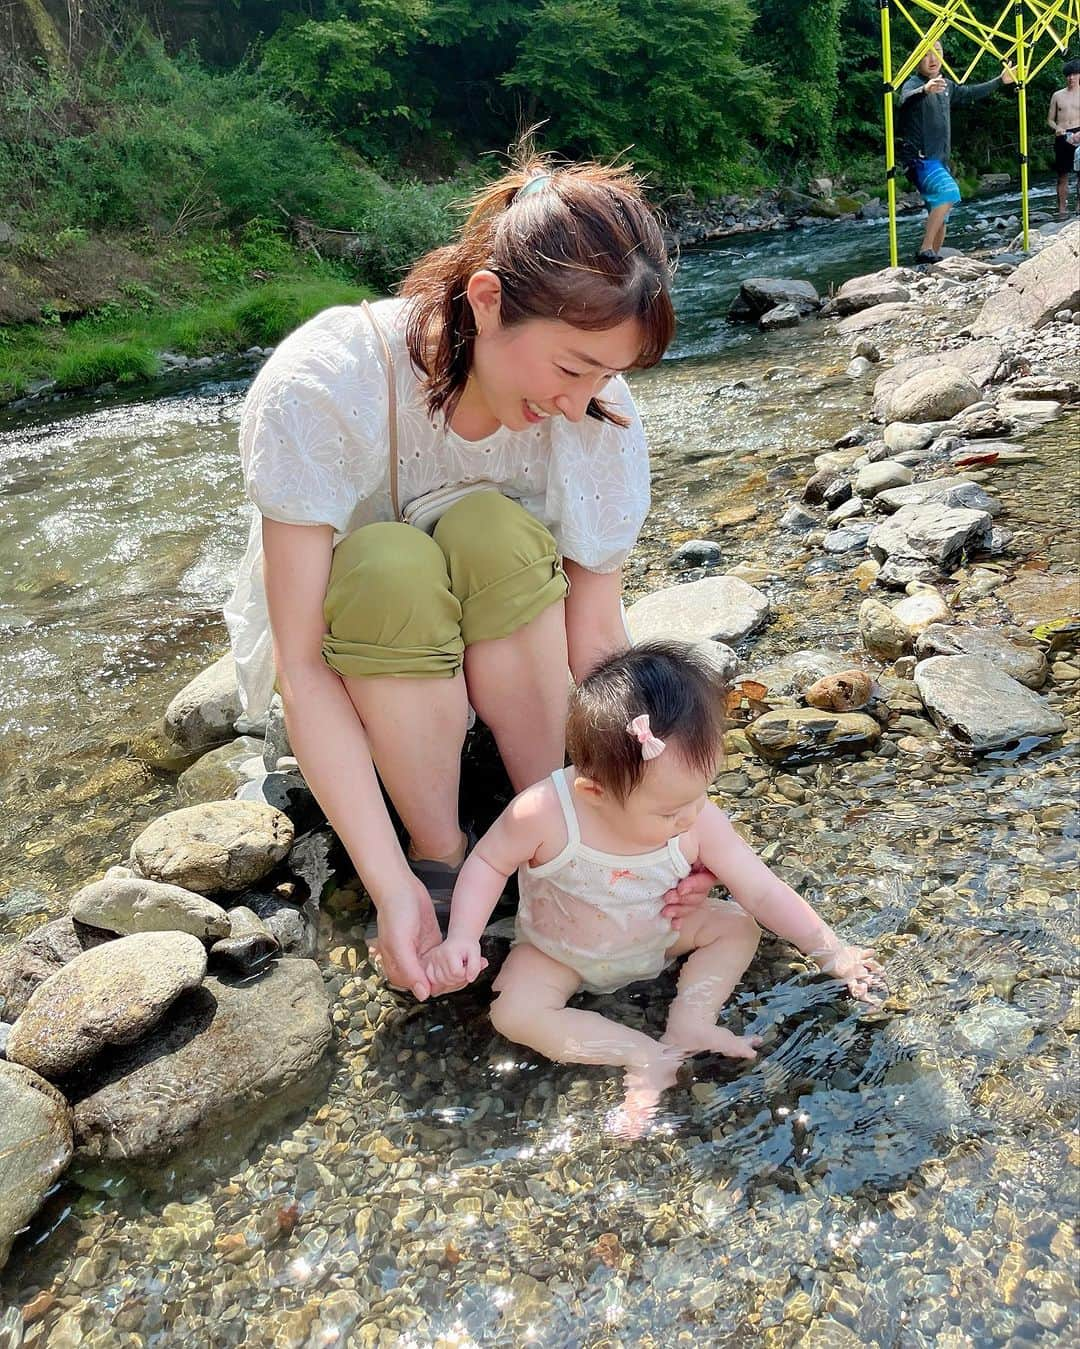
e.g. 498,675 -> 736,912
476,323 -> 483,336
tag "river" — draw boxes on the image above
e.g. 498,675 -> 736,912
1,187 -> 1077,1346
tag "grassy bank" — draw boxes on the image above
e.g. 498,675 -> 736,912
0,226 -> 372,402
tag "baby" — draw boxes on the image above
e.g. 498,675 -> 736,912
425,641 -> 883,1122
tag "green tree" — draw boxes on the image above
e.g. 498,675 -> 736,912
504,0 -> 774,192
753,0 -> 845,166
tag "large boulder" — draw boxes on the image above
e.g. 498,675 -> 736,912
0,917 -> 110,1021
872,339 -> 1002,419
5,931 -> 207,1078
164,653 -> 243,754
885,368 -> 981,424
0,1062 -> 73,1269
914,655 -> 1065,751
72,959 -> 333,1165
626,576 -> 770,646
914,624 -> 1047,688
972,221 -> 1080,334
70,877 -> 231,941
835,303 -> 913,336
131,800 -> 294,894
729,277 -> 820,321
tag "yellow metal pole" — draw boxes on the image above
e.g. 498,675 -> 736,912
1015,0 -> 1030,252
881,0 -> 900,267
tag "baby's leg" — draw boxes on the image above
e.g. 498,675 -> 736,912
662,902 -> 763,1060
491,944 -> 676,1088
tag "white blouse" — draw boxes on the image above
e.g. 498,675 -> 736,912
224,297 -> 651,717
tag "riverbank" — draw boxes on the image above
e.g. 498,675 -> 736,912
0,167 -> 1039,413
0,216 -> 1077,1344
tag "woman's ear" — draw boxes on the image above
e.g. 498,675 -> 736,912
465,270 -> 503,331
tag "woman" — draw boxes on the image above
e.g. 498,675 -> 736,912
225,155 -> 709,1000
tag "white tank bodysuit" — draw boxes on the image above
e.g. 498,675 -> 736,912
515,768 -> 693,994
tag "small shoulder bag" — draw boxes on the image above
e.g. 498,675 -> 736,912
362,301 -> 501,535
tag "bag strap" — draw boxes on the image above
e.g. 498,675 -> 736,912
362,300 -> 399,519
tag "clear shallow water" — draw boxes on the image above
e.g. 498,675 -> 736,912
0,208 -> 1077,1345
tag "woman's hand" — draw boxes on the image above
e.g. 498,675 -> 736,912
425,937 -> 488,988
660,862 -> 716,927
815,944 -> 886,1003
370,879 -> 449,1000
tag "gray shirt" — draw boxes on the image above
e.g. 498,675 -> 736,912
897,75 -> 1003,163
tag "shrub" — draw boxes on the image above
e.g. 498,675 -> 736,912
53,341 -> 158,389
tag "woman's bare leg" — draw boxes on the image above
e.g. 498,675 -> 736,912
464,600 -> 570,792
342,671 -> 469,862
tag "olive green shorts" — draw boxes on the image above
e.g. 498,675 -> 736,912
322,491 -> 569,679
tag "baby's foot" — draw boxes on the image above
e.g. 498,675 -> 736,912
663,1024 -> 763,1061
607,1053 -> 680,1139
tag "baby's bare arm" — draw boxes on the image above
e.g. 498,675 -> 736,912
693,804 -> 883,997
444,783 -> 558,943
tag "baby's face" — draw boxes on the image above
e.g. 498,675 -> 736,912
620,748 -> 715,846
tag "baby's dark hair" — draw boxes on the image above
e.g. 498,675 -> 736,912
566,641 -> 727,801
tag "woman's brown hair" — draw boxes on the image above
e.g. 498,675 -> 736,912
400,150 -> 675,425
566,641 -> 727,802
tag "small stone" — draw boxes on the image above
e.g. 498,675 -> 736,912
670,539 -> 722,569
626,575 -> 770,646
780,505 -> 817,533
804,670 -> 874,712
209,907 -> 280,973
746,709 -> 881,761
70,878 -> 230,941
163,653 -> 243,753
855,461 -> 914,498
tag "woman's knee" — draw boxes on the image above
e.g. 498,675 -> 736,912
322,522 -> 463,677
326,522 -> 449,609
433,493 -> 568,645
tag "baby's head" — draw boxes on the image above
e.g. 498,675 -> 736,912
566,641 -> 726,845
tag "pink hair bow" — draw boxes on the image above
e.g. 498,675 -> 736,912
626,714 -> 666,761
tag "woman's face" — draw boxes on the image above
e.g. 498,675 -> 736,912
464,272 -> 644,433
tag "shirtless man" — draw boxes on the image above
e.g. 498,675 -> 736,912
897,41 -> 1016,264
1047,60 -> 1080,218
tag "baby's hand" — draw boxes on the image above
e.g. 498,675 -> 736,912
814,943 -> 885,1003
424,936 -> 487,987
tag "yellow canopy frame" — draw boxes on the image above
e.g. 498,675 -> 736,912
879,0 -> 1080,264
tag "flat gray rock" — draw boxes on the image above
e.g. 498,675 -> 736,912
883,422 -> 941,454
833,270 -> 911,315
626,576 -> 770,646
915,625 -> 1048,688
914,655 -> 1066,751
873,478 -> 1001,517
131,800 -> 294,894
70,878 -> 230,941
855,461 -> 914,498
0,1062 -> 73,1269
72,959 -> 332,1165
869,503 -> 993,572
835,302 -> 913,335
5,932 -> 207,1079
164,653 -> 243,753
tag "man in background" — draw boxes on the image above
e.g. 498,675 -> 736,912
897,41 -> 1016,264
1047,59 -> 1080,217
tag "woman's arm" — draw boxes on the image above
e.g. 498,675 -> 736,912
262,517 -> 438,999
563,561 -> 629,682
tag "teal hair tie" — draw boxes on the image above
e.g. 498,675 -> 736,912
517,173 -> 552,201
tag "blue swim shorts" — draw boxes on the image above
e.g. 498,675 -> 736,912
909,158 -> 962,210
